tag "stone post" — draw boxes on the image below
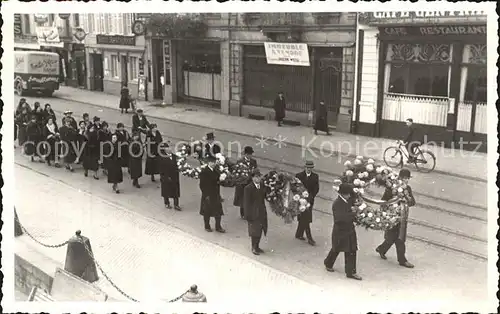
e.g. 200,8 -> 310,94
64,230 -> 99,283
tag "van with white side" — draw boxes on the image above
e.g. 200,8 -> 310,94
14,51 -> 60,97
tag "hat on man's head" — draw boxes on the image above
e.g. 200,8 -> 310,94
244,146 -> 254,155
338,183 -> 353,195
83,113 -> 89,118
399,168 -> 412,178
101,121 -> 109,128
206,132 -> 215,140
305,160 -> 314,168
64,110 -> 73,115
136,109 -> 144,113
250,168 -> 262,178
93,116 -> 100,122
205,155 -> 216,162
117,122 -> 124,128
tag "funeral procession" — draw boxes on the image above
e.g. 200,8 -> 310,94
9,10 -> 494,312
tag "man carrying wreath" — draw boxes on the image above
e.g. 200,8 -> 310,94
295,160 -> 319,246
244,168 -> 268,255
375,168 -> 415,268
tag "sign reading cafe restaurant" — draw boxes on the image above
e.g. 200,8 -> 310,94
264,43 -> 310,66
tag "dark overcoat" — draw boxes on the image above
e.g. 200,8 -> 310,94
132,114 -> 151,134
25,121 -> 43,156
233,157 -> 257,207
199,142 -> 221,160
243,182 -> 268,237
295,171 -> 320,224
115,130 -> 130,168
314,104 -> 328,132
144,130 -> 162,175
42,109 -> 57,126
128,140 -> 143,180
381,186 -> 415,242
43,124 -> 59,162
331,196 -> 358,252
59,125 -> 78,164
83,130 -> 100,171
98,129 -> 112,168
16,113 -> 30,145
273,96 -> 286,121
106,142 -> 123,184
159,154 -> 180,198
199,167 -> 224,217
119,87 -> 130,109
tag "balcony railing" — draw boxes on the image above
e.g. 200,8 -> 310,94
243,13 -> 304,26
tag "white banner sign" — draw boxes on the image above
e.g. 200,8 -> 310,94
36,26 -> 64,48
264,42 -> 310,66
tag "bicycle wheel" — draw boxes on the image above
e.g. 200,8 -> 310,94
383,146 -> 403,168
414,149 -> 436,173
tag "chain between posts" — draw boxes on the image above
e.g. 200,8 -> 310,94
15,213 -> 189,303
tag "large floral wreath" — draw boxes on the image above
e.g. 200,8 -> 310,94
332,156 -> 412,231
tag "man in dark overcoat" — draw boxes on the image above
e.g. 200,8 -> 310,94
199,132 -> 221,161
243,168 -> 268,255
132,109 -> 151,139
233,146 -> 257,219
273,91 -> 286,127
199,155 -> 225,233
324,183 -> 362,280
159,143 -> 181,211
295,160 -> 319,246
314,101 -> 330,135
375,168 -> 415,268
128,132 -> 143,188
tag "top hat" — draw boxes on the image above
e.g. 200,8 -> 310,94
338,183 -> 353,195
399,168 -> 412,178
250,168 -> 262,177
244,146 -> 254,155
305,160 -> 314,168
206,132 -> 215,140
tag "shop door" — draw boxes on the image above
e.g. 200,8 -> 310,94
154,54 -> 164,99
121,55 -> 128,86
314,50 -> 342,126
91,54 -> 104,92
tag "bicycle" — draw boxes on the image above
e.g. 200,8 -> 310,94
383,140 -> 436,173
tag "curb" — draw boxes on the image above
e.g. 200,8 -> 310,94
53,94 -> 486,183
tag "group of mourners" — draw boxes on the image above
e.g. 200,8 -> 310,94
15,97 -> 415,281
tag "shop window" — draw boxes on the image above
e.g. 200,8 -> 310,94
460,44 -> 487,103
110,55 -> 119,78
130,56 -> 138,80
182,53 -> 221,74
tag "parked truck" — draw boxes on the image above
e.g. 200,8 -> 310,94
14,51 -> 60,97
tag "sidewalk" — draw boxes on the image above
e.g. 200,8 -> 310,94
14,165 -> 331,306
54,86 -> 487,180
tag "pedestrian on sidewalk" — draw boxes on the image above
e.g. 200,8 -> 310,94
132,109 -> 151,138
295,160 -> 319,246
120,84 -> 131,114
199,155 -> 226,233
324,183 -> 362,280
82,124 -> 100,180
314,101 -> 330,135
61,111 -> 78,130
145,124 -> 162,182
59,118 -> 78,172
233,146 -> 257,219
106,134 -> 124,193
42,117 -> 60,167
274,91 -> 286,127
159,142 -> 182,211
98,121 -> 112,175
128,132 -> 143,188
375,168 -> 415,268
244,168 -> 268,255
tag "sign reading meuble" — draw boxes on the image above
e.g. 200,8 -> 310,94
264,43 -> 310,67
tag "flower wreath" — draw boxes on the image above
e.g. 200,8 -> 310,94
332,156 -> 411,231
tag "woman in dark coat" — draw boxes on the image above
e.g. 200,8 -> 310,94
16,107 -> 30,147
119,85 -> 131,114
314,101 -> 330,135
128,132 -> 143,188
43,103 -> 57,126
33,103 -> 45,128
273,91 -> 286,127
59,118 -> 78,172
106,134 -> 123,193
15,99 -> 31,147
144,124 -> 162,181
115,122 -> 130,169
159,143 -> 181,210
42,117 -> 61,167
25,114 -> 44,162
82,124 -> 100,180
98,121 -> 112,174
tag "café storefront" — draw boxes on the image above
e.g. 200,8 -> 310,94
376,23 -> 487,150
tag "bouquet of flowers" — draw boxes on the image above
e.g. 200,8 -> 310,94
175,143 -> 202,179
230,158 -> 254,186
333,156 -> 409,231
263,170 -> 310,224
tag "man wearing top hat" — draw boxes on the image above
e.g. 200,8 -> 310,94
199,155 -> 226,233
61,111 -> 77,130
244,168 -> 268,255
375,168 -> 415,268
233,146 -> 258,219
132,108 -> 151,136
324,183 -> 362,280
295,160 -> 319,246
201,132 -> 221,160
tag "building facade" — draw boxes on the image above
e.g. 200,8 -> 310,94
355,11 -> 487,151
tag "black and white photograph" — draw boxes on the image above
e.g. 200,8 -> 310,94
1,3 -> 498,313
